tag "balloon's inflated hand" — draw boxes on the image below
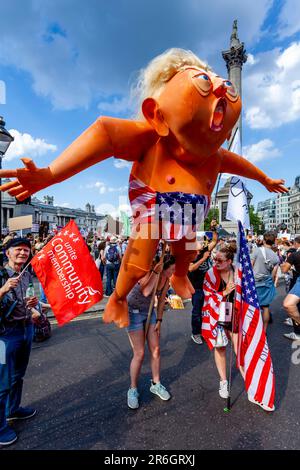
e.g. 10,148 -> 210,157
0,158 -> 54,201
263,177 -> 288,194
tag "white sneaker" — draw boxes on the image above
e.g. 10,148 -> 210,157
127,388 -> 139,409
283,332 -> 300,341
248,394 -> 275,412
283,318 -> 293,326
150,381 -> 171,401
191,334 -> 203,345
219,380 -> 229,399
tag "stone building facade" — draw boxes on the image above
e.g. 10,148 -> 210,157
1,179 -> 106,235
289,176 -> 300,234
257,198 -> 277,232
256,176 -> 300,235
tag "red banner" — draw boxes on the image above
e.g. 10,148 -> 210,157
31,220 -> 103,325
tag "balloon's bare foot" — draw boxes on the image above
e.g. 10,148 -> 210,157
103,291 -> 129,328
170,275 -> 195,299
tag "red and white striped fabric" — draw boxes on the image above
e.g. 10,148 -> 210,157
201,222 -> 275,410
201,266 -> 223,349
129,174 -> 156,224
128,174 -> 210,241
235,220 -> 275,409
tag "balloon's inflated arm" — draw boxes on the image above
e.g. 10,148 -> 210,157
219,148 -> 288,194
0,117 -> 157,201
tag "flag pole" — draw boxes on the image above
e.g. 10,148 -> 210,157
224,296 -> 236,412
144,241 -> 166,340
212,126 -> 238,221
224,218 -> 241,412
17,261 -> 32,279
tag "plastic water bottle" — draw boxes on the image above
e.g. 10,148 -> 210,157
26,282 -> 35,298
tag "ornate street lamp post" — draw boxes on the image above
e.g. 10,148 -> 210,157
0,117 -> 14,247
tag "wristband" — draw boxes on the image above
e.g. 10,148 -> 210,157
156,318 -> 162,322
152,270 -> 159,275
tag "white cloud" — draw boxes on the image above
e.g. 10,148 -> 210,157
98,96 -> 132,116
245,53 -> 258,66
4,129 -> 57,161
243,42 -> 300,129
86,181 -> 127,195
113,159 -> 132,169
58,202 -> 70,208
86,181 -> 107,194
278,0 -> 300,39
243,139 -> 281,163
0,0 -> 272,110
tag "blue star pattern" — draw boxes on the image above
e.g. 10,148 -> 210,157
156,191 -> 209,229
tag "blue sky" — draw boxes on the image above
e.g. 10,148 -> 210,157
0,0 -> 300,217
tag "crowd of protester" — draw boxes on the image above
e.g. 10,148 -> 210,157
187,226 -> 300,409
0,223 -> 300,445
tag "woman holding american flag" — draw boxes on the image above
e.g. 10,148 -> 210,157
202,223 -> 276,413
201,246 -> 239,400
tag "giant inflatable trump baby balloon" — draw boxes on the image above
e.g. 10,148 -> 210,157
0,49 -> 287,327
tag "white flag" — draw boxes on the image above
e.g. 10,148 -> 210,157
226,129 -> 250,229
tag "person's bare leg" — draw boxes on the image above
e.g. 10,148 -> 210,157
103,224 -> 159,327
128,330 -> 146,389
262,306 -> 270,332
284,294 -> 300,325
147,324 -> 160,384
214,347 -> 227,381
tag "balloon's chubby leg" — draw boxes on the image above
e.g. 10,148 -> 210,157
103,225 -> 159,328
170,236 -> 196,299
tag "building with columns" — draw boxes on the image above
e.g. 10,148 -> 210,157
256,176 -> 300,235
1,178 -> 106,235
289,176 -> 300,234
257,198 -> 277,232
275,190 -> 291,231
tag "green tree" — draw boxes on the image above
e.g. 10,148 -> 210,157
204,208 -> 219,231
249,205 -> 264,235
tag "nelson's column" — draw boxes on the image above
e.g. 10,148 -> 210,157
222,19 -> 247,147
215,20 -> 250,236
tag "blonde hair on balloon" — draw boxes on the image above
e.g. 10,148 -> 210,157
131,48 -> 211,119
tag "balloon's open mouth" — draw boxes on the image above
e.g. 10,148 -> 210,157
211,98 -> 226,131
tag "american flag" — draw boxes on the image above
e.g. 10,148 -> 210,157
235,220 -> 275,409
129,175 -> 210,241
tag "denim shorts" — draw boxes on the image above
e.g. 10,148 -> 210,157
127,308 -> 157,333
289,277 -> 300,298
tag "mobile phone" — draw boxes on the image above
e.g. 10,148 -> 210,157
205,231 -> 213,240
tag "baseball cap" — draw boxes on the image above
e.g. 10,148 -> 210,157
4,237 -> 32,250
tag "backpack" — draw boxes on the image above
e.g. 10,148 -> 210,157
106,244 -> 120,263
260,247 -> 275,273
0,268 -> 18,329
33,312 -> 52,342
